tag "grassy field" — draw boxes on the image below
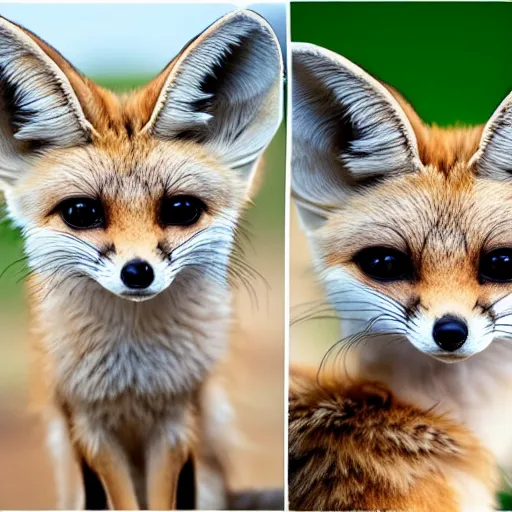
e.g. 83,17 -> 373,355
0,76 -> 285,508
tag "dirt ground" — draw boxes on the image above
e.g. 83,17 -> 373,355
0,248 -> 284,509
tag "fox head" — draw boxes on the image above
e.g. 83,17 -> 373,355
292,42 -> 512,363
0,11 -> 282,302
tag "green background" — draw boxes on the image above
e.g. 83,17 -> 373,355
291,2 -> 512,508
291,2 -> 512,126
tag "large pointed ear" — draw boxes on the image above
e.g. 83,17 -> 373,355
142,10 -> 283,186
0,16 -> 95,186
292,43 -> 422,230
470,91 -> 512,180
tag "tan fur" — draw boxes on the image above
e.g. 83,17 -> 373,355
15,19 -> 184,140
308,78 -> 512,342
289,367 -> 498,511
320,161 -> 512,311
0,11 -> 283,510
19,33 -> 241,510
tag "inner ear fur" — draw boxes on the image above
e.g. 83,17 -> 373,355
470,90 -> 512,180
0,16 -> 110,186
139,9 -> 283,184
0,16 -> 98,142
291,43 -> 422,230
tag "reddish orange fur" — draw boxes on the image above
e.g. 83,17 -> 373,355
18,21 -> 179,138
387,86 -> 485,173
289,367 -> 498,511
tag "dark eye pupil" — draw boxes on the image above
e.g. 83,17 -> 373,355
160,195 -> 204,226
355,247 -> 412,282
60,198 -> 104,229
480,249 -> 512,282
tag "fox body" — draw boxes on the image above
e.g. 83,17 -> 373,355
292,43 -> 512,484
288,367 -> 498,511
0,11 -> 282,509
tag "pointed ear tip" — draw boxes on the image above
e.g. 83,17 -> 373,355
292,42 -> 319,52
292,43 -> 312,61
222,9 -> 282,68
292,43 -> 343,70
292,43 -> 360,71
223,9 -> 278,38
229,8 -> 268,24
292,42 -> 333,57
0,16 -> 16,34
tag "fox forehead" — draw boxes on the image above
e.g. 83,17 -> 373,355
319,166 -> 512,311
11,134 -> 245,224
321,163 -> 512,267
0,10 -> 283,225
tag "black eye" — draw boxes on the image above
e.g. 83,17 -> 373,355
58,197 -> 105,229
159,195 -> 205,226
354,246 -> 413,282
479,248 -> 512,282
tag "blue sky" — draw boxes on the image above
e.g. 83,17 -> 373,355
0,3 -> 286,76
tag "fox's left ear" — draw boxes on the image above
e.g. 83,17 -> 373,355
143,10 -> 283,187
470,91 -> 512,180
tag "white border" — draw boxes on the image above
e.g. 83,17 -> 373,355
283,1 -> 291,508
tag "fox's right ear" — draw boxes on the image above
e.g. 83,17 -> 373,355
292,43 -> 422,230
0,16 -> 95,188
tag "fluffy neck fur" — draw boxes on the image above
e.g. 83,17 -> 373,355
31,269 -> 232,409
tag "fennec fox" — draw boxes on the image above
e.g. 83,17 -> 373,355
288,367 -> 498,511
0,11 -> 283,509
292,43 -> 512,481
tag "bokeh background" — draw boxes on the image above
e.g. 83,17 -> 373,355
290,2 -> 512,506
0,3 -> 285,508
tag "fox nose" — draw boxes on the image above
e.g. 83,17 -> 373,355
121,259 -> 154,289
432,315 -> 468,352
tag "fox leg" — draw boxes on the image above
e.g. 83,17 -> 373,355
146,436 -> 190,510
196,378 -> 233,509
45,410 -> 84,510
196,449 -> 229,509
81,439 -> 139,510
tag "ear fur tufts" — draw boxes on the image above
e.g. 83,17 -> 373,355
292,42 -> 421,180
470,91 -> 512,180
291,43 -> 421,230
143,9 -> 283,184
0,16 -> 93,147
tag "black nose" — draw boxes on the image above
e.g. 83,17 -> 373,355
432,315 -> 468,352
121,260 -> 154,289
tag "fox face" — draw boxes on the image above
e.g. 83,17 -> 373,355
292,43 -> 512,363
0,12 -> 282,301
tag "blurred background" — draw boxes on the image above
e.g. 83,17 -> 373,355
290,2 -> 512,507
0,3 -> 285,508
